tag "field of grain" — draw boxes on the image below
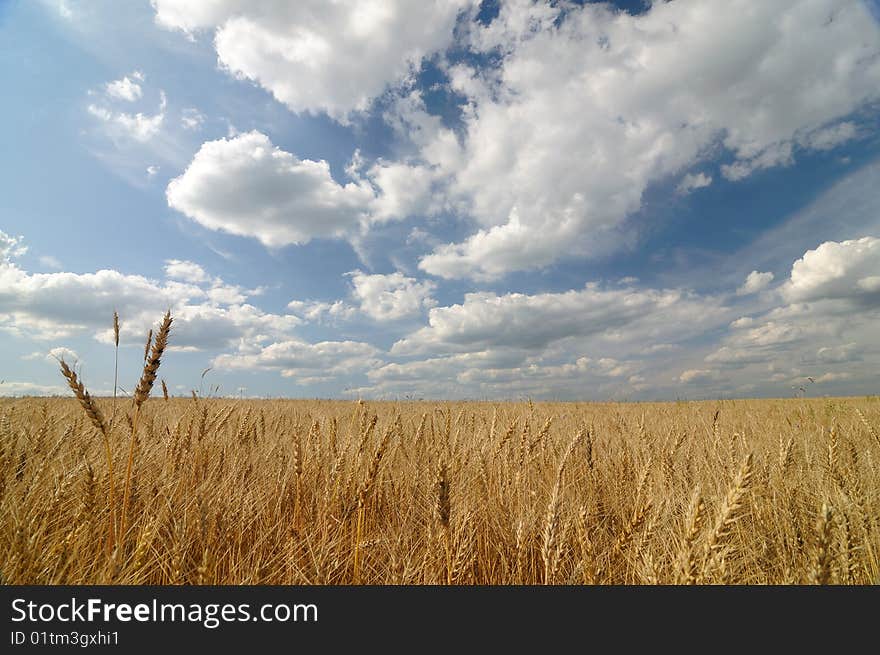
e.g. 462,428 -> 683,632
2,390 -> 878,584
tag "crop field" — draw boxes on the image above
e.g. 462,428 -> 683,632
1,390 -> 878,584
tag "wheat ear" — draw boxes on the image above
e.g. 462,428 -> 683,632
353,424 -> 391,583
810,503 -> 833,585
700,452 -> 753,581
121,311 -> 172,542
60,359 -> 116,550
111,311 -> 119,429
542,433 -> 579,584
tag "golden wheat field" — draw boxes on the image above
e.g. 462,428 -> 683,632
1,389 -> 878,585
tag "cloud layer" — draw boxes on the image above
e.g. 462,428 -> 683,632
412,0 -> 880,279
3,229 -> 878,398
152,0 -> 474,120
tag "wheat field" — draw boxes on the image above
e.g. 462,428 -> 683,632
2,385 -> 878,584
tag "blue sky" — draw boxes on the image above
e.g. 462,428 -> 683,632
2,0 -> 880,400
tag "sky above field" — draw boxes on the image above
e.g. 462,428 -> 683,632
2,0 -> 880,400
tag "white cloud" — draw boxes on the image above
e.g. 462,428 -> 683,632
56,0 -> 73,20
0,231 -> 27,262
38,255 -> 62,270
409,0 -> 880,279
181,107 -> 205,130
287,299 -> 357,324
105,73 -> 144,102
736,270 -> 775,296
152,0 -> 475,120
679,237 -> 880,394
23,346 -> 79,364
166,131 -> 375,247
348,270 -> 436,321
164,259 -> 210,284
205,284 -> 247,306
730,317 -> 755,329
676,172 -> 713,195
285,271 -> 437,324
0,260 -> 191,340
721,142 -> 795,181
815,342 -> 859,364
679,369 -> 717,384
813,371 -> 851,383
213,338 -> 381,383
363,349 -> 646,400
364,160 -> 436,222
0,244 -> 299,350
392,283 -> 726,356
88,89 -> 167,142
157,1 -> 880,280
0,381 -> 67,397
783,237 -> 880,304
641,343 -> 681,355
362,236 -> 880,398
799,121 -> 858,151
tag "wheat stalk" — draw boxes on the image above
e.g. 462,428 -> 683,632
700,452 -> 753,581
541,433 -> 579,584
120,311 -> 172,543
111,311 -> 119,428
810,503 -> 834,585
59,360 -> 116,550
353,424 -> 391,584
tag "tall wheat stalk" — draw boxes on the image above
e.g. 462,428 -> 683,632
353,425 -> 390,584
59,360 -> 116,550
120,311 -> 172,543
111,311 -> 119,429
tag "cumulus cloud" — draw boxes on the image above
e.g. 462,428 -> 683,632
156,1 -> 879,281
362,159 -> 437,222
391,283 -> 726,356
88,88 -> 167,142
38,255 -> 62,270
105,72 -> 144,102
23,346 -> 80,364
166,131 -> 375,247
287,299 -> 357,324
705,346 -> 769,366
676,172 -> 713,195
0,231 -> 27,262
0,242 -> 299,350
815,342 -> 859,364
181,107 -> 205,130
55,0 -> 73,20
357,235 -> 880,398
363,350 -> 645,400
0,381 -> 67,397
348,270 -> 436,321
213,339 -> 382,383
686,237 -> 880,393
285,271 -> 437,324
679,369 -> 718,384
799,122 -> 858,151
164,259 -> 210,284
783,237 -> 880,304
152,0 -> 474,120
813,371 -> 851,383
409,0 -> 880,279
737,270 -> 775,296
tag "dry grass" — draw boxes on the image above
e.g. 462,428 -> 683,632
2,391 -> 878,584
